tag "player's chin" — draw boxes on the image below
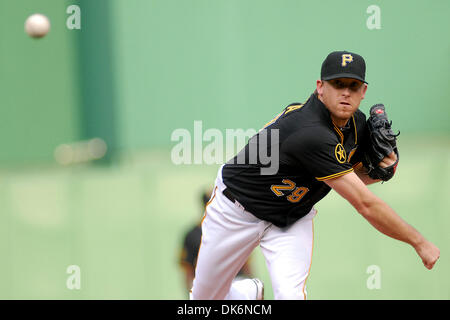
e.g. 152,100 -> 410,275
335,109 -> 354,120
344,104 -> 359,114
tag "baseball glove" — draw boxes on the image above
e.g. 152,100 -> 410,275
362,104 -> 400,181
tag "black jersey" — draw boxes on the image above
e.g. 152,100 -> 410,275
222,93 -> 368,227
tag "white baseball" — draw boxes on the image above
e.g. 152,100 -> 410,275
25,13 -> 51,38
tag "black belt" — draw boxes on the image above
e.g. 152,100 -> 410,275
223,188 -> 252,212
223,188 -> 240,206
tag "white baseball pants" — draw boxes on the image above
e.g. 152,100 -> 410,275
191,168 -> 316,300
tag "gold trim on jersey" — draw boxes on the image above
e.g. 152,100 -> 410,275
352,115 -> 357,145
302,219 -> 314,300
332,124 -> 344,145
347,147 -> 357,163
191,186 -> 218,294
262,111 -> 283,130
333,115 -> 357,147
352,162 -> 363,169
315,168 -> 354,181
200,187 -> 217,244
285,103 -> 304,114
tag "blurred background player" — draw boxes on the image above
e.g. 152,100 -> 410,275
178,189 -> 254,298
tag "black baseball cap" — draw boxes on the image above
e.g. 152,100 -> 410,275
321,51 -> 367,84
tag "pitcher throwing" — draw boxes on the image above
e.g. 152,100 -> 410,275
191,51 -> 440,300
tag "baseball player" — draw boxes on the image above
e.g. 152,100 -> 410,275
191,51 -> 440,300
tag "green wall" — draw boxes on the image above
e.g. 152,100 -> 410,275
111,0 -> 450,152
77,0 -> 119,163
0,0 -> 81,166
1,0 -> 449,163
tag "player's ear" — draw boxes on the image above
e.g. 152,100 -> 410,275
316,80 -> 324,96
361,83 -> 368,99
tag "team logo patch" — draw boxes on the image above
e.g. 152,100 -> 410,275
335,143 -> 347,163
341,54 -> 353,67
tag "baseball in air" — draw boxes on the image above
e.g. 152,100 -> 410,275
25,13 -> 51,38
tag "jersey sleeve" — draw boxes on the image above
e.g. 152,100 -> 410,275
285,127 -> 354,181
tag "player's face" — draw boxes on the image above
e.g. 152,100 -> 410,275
316,78 -> 367,126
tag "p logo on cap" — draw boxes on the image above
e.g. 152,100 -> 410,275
341,54 -> 353,67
